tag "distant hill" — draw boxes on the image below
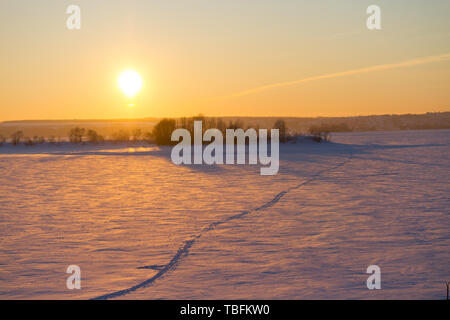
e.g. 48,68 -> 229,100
0,112 -> 449,138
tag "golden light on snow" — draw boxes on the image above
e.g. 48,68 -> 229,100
118,70 -> 143,98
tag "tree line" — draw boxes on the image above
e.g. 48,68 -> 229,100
0,117 -> 334,146
0,128 -> 152,146
67,127 -> 151,144
151,116 -> 290,145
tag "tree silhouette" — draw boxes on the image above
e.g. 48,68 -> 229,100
131,128 -> 142,141
86,129 -> 104,143
69,127 -> 85,143
274,119 -> 287,142
11,131 -> 24,145
152,118 -> 177,145
112,129 -> 130,142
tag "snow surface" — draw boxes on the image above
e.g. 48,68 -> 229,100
0,130 -> 448,299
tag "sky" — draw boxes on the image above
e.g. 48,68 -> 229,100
0,0 -> 449,121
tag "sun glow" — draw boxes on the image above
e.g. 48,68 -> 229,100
118,70 -> 142,98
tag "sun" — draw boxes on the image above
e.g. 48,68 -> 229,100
118,70 -> 142,98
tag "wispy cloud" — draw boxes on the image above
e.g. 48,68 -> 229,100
216,53 -> 450,100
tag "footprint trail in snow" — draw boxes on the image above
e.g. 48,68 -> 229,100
93,152 -> 353,300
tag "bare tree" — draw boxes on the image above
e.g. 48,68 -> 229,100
216,118 -> 226,135
86,129 -> 104,143
228,119 -> 244,130
143,131 -> 154,143
69,127 -> 85,143
112,129 -> 130,142
11,131 -> 24,145
274,119 -> 287,143
131,128 -> 142,142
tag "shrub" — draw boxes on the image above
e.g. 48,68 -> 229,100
308,129 -> 330,143
23,137 -> 34,146
309,124 -> 335,143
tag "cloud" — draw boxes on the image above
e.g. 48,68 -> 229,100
217,53 -> 450,100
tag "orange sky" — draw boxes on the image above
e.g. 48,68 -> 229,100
0,0 -> 449,121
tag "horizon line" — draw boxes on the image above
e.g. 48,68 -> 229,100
1,111 -> 449,124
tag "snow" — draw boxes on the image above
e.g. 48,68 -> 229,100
0,130 -> 448,299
